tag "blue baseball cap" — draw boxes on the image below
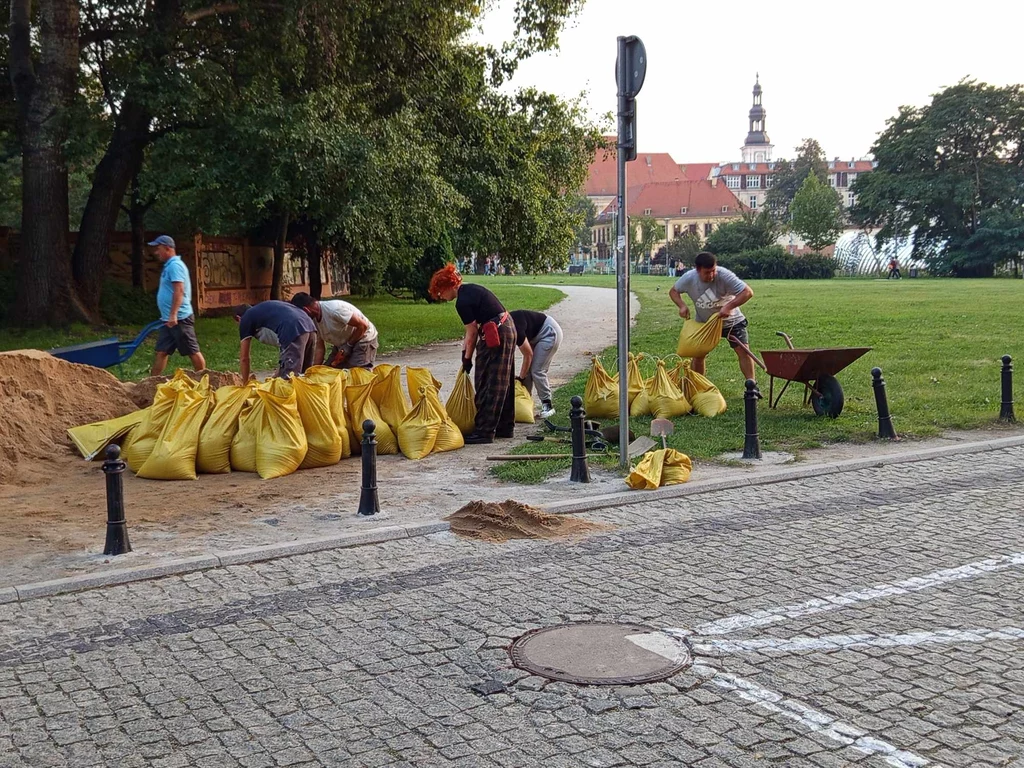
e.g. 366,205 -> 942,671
147,235 -> 175,248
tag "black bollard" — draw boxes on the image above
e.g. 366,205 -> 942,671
1000,355 -> 1016,423
102,445 -> 132,556
742,379 -> 762,459
871,368 -> 898,439
357,419 -> 380,516
569,396 -> 591,483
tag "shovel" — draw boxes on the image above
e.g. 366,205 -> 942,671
650,418 -> 674,450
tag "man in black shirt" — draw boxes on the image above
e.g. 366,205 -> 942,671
235,301 -> 317,381
510,310 -> 562,419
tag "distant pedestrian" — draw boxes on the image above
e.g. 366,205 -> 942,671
668,260 -> 676,278
888,259 -> 902,279
290,293 -> 378,369
511,309 -> 562,419
149,235 -> 206,376
234,300 -> 317,382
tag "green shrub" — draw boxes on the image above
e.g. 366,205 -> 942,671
716,247 -> 836,279
99,281 -> 158,326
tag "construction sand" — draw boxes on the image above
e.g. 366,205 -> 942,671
127,369 -> 243,408
445,499 -> 612,543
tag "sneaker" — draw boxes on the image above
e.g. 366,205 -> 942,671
464,433 -> 494,445
539,403 -> 556,419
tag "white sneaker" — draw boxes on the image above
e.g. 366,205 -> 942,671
539,405 -> 556,419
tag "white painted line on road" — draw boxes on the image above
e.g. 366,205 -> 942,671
708,669 -> 931,768
695,626 -> 1024,654
670,552 -> 1024,638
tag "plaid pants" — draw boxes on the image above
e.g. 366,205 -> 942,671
473,319 -> 516,437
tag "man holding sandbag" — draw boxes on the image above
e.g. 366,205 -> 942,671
669,251 -> 755,381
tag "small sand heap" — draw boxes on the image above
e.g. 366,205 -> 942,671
0,350 -> 138,484
128,369 -> 243,408
444,499 -> 611,543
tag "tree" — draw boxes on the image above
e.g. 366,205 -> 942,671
568,195 -> 596,256
764,138 -> 828,224
704,211 -> 777,255
790,173 -> 844,254
663,230 -> 702,265
851,79 -> 1024,277
629,215 -> 661,266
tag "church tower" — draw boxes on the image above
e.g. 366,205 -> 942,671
741,75 -> 773,163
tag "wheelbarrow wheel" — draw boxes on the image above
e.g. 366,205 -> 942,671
810,375 -> 844,418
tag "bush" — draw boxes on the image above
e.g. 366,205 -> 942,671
99,281 -> 158,325
716,246 -> 836,280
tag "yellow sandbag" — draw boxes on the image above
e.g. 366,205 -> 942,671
137,383 -> 212,480
292,376 -> 342,469
371,364 -> 410,431
676,315 -> 724,358
68,410 -> 147,461
197,384 -> 255,474
629,385 -> 652,417
346,367 -> 374,386
407,367 -> 442,406
683,361 -> 728,418
303,366 -> 351,458
584,357 -> 618,419
122,370 -> 199,472
626,448 -> 693,489
626,353 -> 645,406
397,388 -> 441,460
230,397 -> 259,473
648,360 -> 691,419
425,387 -> 464,453
445,368 -> 477,435
663,357 -> 684,389
347,382 -> 399,455
514,380 -> 536,423
256,384 -> 308,478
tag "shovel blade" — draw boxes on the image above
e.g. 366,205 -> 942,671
626,436 -> 657,458
650,418 -> 674,451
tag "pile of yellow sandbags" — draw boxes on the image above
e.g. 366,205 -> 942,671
69,363 -> 468,481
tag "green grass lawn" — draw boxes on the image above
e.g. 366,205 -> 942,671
0,282 -> 564,381
480,274 -> 1024,481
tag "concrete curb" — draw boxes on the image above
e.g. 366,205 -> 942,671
3,436 -> 1022,605
2,521 -> 451,605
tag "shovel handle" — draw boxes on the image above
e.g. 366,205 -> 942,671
729,335 -> 768,372
486,454 -> 571,461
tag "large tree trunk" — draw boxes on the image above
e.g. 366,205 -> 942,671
126,177 -> 148,289
307,224 -> 322,299
9,0 -> 88,327
270,212 -> 289,300
72,103 -> 151,309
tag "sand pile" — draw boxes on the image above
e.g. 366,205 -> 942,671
128,369 -> 243,408
0,350 -> 138,484
444,499 -> 611,543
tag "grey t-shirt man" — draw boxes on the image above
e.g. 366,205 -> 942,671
673,267 -> 749,328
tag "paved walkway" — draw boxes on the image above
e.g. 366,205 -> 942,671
1,445 -> 1023,766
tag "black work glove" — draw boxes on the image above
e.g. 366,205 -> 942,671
515,376 -> 525,384
462,355 -> 473,374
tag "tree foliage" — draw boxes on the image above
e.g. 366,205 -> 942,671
790,173 -> 844,254
704,211 -> 778,256
764,138 -> 828,224
663,230 -> 703,265
629,215 -> 661,264
851,79 -> 1024,277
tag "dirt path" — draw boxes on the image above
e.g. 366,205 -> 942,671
0,285 -> 641,586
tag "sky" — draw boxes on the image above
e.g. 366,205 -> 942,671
474,0 -> 1022,164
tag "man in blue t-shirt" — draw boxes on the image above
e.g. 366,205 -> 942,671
669,251 -> 755,381
235,300 -> 317,382
150,235 -> 206,376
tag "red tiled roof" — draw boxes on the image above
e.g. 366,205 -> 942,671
585,149 -> 684,196
677,163 -> 715,181
598,180 -> 744,219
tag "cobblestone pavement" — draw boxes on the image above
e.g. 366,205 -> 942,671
1,446 -> 1023,767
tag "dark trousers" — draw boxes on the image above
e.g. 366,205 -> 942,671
473,321 -> 515,437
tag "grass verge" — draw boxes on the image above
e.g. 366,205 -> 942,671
0,281 -> 564,381
484,274 -> 1024,482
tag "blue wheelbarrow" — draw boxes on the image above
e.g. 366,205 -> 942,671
48,320 -> 165,369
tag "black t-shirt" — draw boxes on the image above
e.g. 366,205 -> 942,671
510,310 -> 548,347
238,300 -> 316,346
455,283 -> 505,326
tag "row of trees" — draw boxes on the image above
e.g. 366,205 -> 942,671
2,0 -> 602,327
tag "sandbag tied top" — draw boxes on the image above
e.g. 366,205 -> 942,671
676,314 -> 724,359
446,368 -> 477,436
584,356 -> 618,419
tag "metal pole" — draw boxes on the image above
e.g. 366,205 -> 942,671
357,419 -> 380,516
102,445 -> 131,556
616,35 -> 631,469
569,396 -> 591,483
1000,355 -> 1016,423
742,379 -> 762,459
871,368 -> 898,439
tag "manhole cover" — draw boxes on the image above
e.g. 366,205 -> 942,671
509,622 -> 692,685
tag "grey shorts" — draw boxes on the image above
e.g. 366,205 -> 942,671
330,337 -> 378,370
155,315 -> 201,356
278,332 -> 316,378
723,319 -> 749,348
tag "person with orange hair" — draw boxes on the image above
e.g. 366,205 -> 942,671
429,264 -> 515,444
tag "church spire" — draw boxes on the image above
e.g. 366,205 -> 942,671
741,75 -> 773,163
